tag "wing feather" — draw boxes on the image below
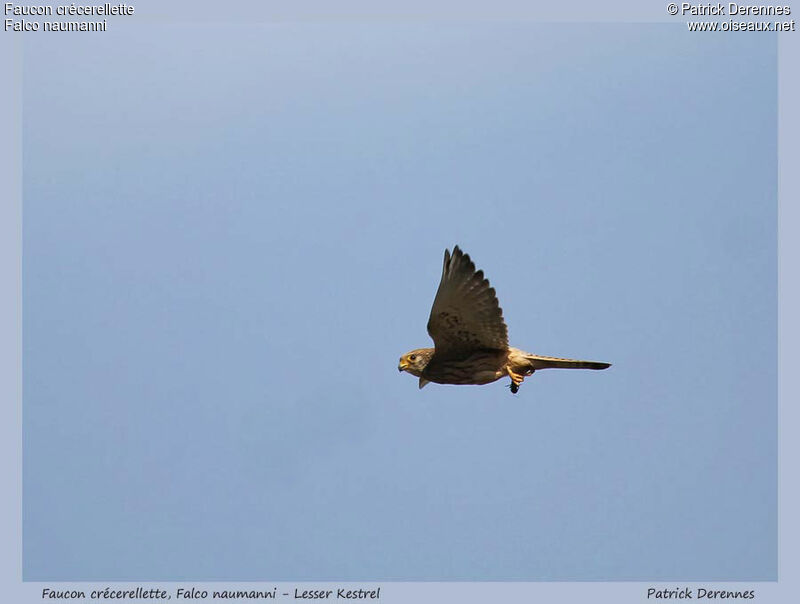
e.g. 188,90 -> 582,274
426,246 -> 509,358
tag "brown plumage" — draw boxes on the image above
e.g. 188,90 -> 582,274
398,246 -> 611,394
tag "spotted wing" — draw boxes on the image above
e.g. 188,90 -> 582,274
426,246 -> 509,358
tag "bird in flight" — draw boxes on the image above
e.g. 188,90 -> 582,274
398,246 -> 611,393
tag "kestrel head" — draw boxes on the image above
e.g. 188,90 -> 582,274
398,348 -> 434,377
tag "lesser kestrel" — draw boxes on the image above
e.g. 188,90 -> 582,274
398,246 -> 610,393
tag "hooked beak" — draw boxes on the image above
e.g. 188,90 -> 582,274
398,361 -> 408,372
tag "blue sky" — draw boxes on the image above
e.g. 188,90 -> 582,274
23,22 -> 776,580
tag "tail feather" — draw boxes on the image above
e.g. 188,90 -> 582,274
526,354 -> 611,371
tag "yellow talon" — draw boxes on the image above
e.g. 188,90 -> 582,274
506,366 -> 525,393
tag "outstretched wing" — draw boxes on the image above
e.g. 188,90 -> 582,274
426,246 -> 509,358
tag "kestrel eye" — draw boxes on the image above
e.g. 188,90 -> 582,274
410,354 -> 417,361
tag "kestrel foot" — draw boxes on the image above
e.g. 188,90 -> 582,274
507,367 -> 524,394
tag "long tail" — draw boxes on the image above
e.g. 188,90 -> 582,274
526,354 -> 611,371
